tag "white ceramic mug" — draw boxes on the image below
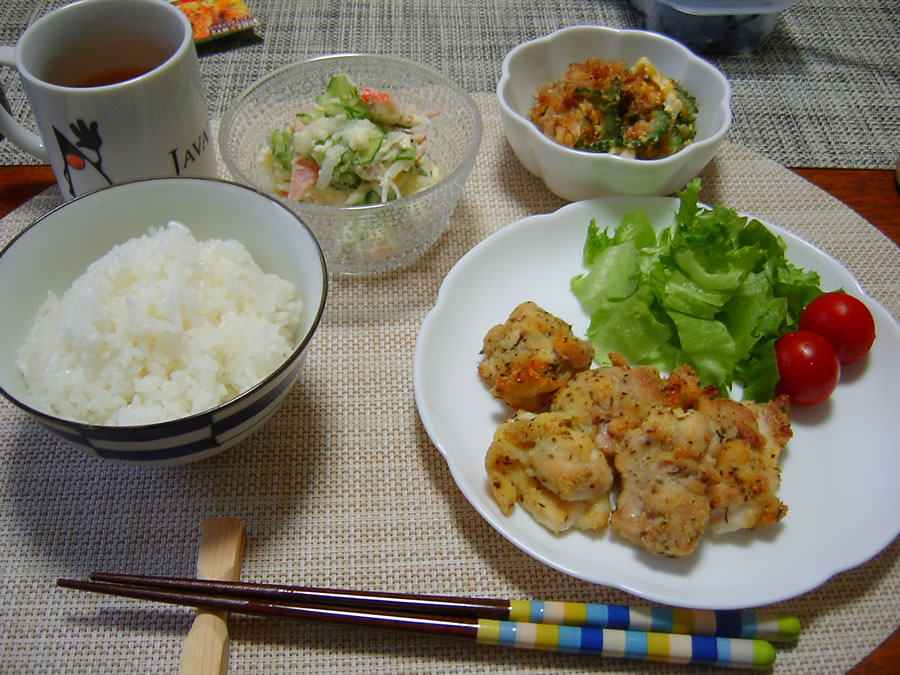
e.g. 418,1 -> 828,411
0,0 -> 216,200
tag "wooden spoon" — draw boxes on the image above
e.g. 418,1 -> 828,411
179,517 -> 246,675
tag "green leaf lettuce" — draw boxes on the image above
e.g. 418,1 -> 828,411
571,178 -> 824,400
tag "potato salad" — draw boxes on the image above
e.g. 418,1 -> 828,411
256,74 -> 442,205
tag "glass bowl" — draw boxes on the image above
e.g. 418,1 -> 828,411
219,53 -> 483,276
630,0 -> 800,54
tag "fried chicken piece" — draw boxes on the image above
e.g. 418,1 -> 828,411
610,407 -> 719,557
485,410 -> 613,533
479,301 -> 594,411
609,391 -> 791,555
697,395 -> 792,535
480,303 -> 793,557
549,355 -> 667,456
663,361 -> 711,410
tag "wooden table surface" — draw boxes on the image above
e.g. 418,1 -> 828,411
1,163 -> 898,672
2,165 -> 898,247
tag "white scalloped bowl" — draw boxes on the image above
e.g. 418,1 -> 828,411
497,25 -> 732,201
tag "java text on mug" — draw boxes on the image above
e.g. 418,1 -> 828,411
0,0 -> 216,199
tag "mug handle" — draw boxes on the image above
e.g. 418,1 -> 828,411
0,45 -> 49,161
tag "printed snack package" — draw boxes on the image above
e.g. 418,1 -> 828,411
170,0 -> 259,42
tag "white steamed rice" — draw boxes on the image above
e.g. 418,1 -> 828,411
16,220 -> 303,426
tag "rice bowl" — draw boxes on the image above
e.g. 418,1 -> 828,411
0,177 -> 327,465
17,221 -> 303,427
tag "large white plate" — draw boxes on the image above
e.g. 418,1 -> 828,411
413,196 -> 900,610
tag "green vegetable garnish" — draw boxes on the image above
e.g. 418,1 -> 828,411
574,83 -> 622,152
316,74 -> 370,119
571,178 -> 823,400
624,110 -> 672,149
269,130 -> 295,171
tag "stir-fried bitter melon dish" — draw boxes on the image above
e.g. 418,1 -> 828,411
257,74 -> 442,206
528,57 -> 698,159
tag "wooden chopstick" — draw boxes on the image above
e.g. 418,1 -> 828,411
57,575 -> 789,670
84,572 -> 800,642
89,572 -> 511,619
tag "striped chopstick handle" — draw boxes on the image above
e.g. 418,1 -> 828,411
477,619 -> 776,670
507,600 -> 800,642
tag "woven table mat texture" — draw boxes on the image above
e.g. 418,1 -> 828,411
1,0 -> 898,170
0,92 -> 898,673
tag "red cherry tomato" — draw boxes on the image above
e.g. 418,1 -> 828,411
799,292 -> 876,364
775,330 -> 840,406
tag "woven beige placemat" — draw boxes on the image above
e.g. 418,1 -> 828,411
0,94 -> 897,673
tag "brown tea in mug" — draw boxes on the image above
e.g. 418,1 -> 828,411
42,36 -> 175,88
70,65 -> 156,88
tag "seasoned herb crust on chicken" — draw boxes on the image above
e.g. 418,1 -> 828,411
478,301 -> 595,412
480,303 -> 792,557
486,411 -> 614,533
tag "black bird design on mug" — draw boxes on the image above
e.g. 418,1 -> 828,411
52,119 -> 113,198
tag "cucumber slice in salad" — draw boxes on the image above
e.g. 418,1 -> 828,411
269,130 -> 295,170
316,74 -> 369,118
357,127 -> 385,164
